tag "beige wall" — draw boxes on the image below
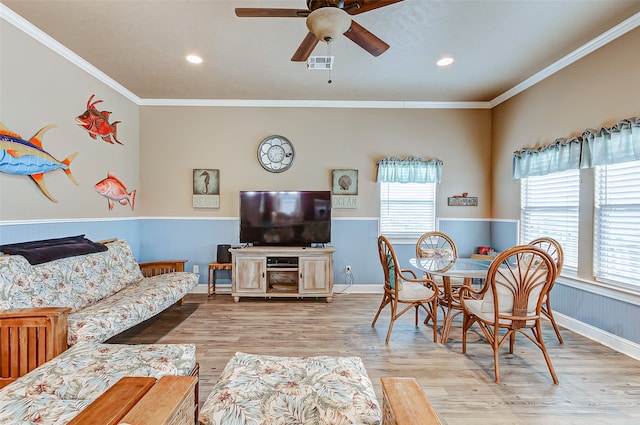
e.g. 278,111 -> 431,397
491,27 -> 640,219
1,16 -> 492,223
139,107 -> 492,218
0,23 -> 139,221
11,15 -> 638,224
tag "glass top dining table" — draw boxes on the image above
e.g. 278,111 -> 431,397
409,257 -> 492,279
409,257 -> 493,343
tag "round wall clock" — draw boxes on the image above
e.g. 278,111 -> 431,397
257,135 -> 295,173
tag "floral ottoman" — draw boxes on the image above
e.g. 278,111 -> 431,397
199,352 -> 381,425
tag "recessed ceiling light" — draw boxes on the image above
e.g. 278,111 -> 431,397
186,54 -> 203,64
437,57 -> 454,67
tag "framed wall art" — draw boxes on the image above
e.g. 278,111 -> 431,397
332,169 -> 358,209
193,168 -> 220,208
447,196 -> 478,206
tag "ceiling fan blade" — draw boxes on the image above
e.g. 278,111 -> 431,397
235,8 -> 310,18
291,32 -> 320,62
344,20 -> 389,57
344,0 -> 404,15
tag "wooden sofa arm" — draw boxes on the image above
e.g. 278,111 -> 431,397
381,377 -> 443,425
68,374 -> 199,425
138,260 -> 188,277
0,307 -> 71,388
121,375 -> 198,425
67,377 -> 157,425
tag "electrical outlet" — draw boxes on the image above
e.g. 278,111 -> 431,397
193,265 -> 199,274
345,265 -> 351,273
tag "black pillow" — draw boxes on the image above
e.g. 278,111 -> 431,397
0,235 -> 108,265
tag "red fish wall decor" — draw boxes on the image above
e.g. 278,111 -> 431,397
76,95 -> 123,144
94,173 -> 136,210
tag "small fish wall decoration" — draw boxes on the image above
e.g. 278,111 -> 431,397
0,122 -> 78,202
76,94 -> 123,144
94,173 -> 136,211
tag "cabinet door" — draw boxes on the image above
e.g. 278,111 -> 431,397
299,256 -> 331,293
235,256 -> 266,293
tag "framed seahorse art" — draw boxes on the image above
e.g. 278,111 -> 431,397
193,168 -> 220,208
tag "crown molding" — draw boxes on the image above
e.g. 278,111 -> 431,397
490,11 -> 640,107
138,98 -> 491,109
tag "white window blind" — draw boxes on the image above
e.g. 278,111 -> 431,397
379,182 -> 436,239
594,160 -> 640,288
520,169 -> 580,276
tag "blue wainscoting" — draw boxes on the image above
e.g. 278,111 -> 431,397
138,218 -> 382,286
138,218 -> 239,283
330,219 -> 379,286
0,217 -> 517,286
438,218 -> 520,256
552,283 -> 640,345
0,219 -> 140,256
0,217 -> 382,286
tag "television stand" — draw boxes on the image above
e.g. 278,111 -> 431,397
230,246 -> 335,302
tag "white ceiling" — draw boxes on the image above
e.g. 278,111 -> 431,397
3,0 -> 640,105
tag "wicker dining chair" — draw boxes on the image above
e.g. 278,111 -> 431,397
415,231 -> 470,334
459,245 -> 559,384
372,235 -> 439,344
415,231 -> 458,262
528,237 -> 564,344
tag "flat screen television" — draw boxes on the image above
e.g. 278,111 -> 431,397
239,191 -> 331,246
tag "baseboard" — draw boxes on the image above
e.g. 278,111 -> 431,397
554,311 -> 640,361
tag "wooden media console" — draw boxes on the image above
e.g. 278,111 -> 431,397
230,246 -> 335,302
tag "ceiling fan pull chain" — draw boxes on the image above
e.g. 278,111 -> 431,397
327,42 -> 332,84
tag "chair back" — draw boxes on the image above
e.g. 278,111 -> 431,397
378,235 -> 401,292
415,231 -> 458,260
482,245 -> 556,328
528,237 -> 563,275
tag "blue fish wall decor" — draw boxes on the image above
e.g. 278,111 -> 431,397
0,122 -> 78,202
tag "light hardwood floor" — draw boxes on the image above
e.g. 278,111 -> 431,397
109,293 -> 640,424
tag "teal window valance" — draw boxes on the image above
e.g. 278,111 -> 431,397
512,117 -> 640,179
512,138 -> 583,179
582,118 -> 640,167
376,157 -> 443,183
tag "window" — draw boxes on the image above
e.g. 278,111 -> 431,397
520,169 -> 580,276
379,182 -> 436,240
594,160 -> 640,288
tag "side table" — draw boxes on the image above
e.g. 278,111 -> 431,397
208,262 -> 232,296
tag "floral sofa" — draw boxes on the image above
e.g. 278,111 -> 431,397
0,342 -> 197,424
0,237 -> 198,346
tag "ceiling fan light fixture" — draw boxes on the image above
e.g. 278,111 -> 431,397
306,7 -> 352,43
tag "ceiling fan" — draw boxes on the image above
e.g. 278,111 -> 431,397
235,0 -> 404,62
